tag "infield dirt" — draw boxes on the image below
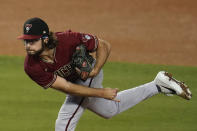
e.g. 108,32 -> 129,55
0,0 -> 197,66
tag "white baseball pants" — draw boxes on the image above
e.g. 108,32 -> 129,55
55,70 -> 159,131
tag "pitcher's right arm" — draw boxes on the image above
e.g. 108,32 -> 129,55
50,75 -> 119,101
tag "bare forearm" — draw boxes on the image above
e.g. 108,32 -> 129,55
93,39 -> 111,73
59,82 -> 104,97
51,76 -> 118,100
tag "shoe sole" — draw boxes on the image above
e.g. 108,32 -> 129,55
164,72 -> 192,100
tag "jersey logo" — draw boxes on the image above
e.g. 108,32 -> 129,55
54,63 -> 73,78
82,34 -> 91,42
25,24 -> 32,33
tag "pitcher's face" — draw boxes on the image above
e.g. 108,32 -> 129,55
24,39 -> 43,55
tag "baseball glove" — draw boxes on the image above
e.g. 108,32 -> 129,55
72,44 -> 94,81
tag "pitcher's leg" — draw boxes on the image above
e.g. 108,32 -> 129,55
55,71 -> 97,131
87,81 -> 159,119
55,96 -> 86,131
116,81 -> 158,113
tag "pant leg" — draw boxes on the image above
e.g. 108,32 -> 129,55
55,78 -> 93,131
87,80 -> 159,119
55,96 -> 86,131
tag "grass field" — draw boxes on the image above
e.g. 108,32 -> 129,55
0,56 -> 196,131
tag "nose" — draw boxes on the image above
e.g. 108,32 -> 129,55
25,42 -> 31,49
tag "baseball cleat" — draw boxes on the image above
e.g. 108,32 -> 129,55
154,71 -> 192,100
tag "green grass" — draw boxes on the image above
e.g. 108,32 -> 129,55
0,56 -> 197,131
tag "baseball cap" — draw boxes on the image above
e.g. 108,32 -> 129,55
17,17 -> 49,40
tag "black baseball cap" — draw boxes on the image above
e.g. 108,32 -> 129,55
17,17 -> 49,40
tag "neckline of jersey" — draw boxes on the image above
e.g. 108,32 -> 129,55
40,47 -> 57,64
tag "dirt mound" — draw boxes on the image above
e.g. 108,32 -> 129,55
1,0 -> 197,66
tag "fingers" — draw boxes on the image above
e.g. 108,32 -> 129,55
89,68 -> 99,78
115,88 -> 119,93
101,88 -> 120,102
112,88 -> 120,102
112,98 -> 120,102
88,68 -> 94,77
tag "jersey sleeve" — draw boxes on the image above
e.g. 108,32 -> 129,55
79,33 -> 99,52
24,64 -> 57,89
61,31 -> 99,52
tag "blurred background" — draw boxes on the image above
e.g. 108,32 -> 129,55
0,0 -> 197,131
0,0 -> 197,66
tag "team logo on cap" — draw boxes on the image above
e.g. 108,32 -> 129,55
25,24 -> 32,33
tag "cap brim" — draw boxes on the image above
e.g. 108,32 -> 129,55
17,34 -> 42,40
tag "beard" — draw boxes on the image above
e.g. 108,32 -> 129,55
26,44 -> 44,56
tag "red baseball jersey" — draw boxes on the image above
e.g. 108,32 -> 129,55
24,30 -> 99,89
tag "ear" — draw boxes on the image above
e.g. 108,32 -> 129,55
43,37 -> 49,44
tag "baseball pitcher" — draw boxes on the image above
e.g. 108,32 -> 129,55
17,17 -> 192,131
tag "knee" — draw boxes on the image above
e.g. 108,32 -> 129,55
100,111 -> 117,119
97,107 -> 119,119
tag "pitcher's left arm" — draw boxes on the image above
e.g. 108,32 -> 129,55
89,39 -> 111,77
